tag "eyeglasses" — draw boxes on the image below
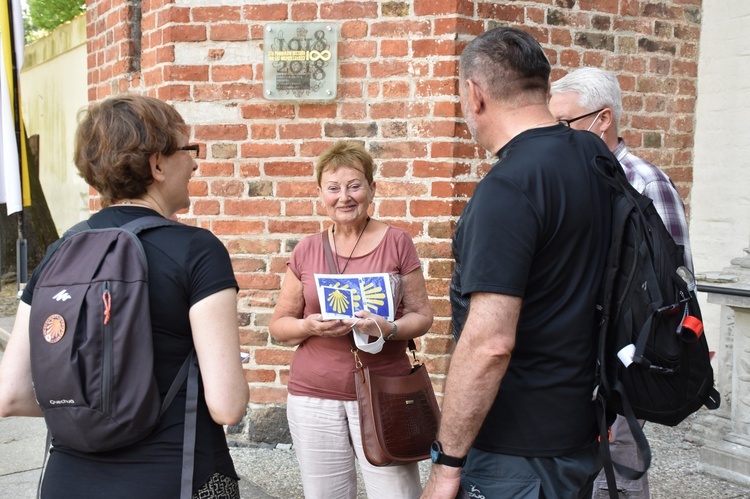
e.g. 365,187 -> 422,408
178,144 -> 200,159
558,108 -> 605,128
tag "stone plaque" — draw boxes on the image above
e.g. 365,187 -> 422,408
263,23 -> 338,101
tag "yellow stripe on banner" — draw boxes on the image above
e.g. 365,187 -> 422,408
1,0 -> 30,206
19,109 -> 29,206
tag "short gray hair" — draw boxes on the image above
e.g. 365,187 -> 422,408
550,67 -> 623,124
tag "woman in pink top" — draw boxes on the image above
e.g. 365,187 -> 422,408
270,141 -> 434,498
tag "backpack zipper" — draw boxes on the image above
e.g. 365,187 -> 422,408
102,282 -> 113,415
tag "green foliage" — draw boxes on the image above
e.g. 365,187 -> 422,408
28,0 -> 85,32
22,5 -> 47,44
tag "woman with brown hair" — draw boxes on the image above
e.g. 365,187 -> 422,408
0,94 -> 249,497
270,141 -> 434,498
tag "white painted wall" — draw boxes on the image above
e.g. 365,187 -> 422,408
20,15 -> 89,235
691,2 -> 750,352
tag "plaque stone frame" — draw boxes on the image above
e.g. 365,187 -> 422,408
263,23 -> 338,101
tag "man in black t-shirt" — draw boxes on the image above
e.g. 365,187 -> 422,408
422,28 -> 614,499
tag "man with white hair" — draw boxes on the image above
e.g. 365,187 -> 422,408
549,67 -> 693,499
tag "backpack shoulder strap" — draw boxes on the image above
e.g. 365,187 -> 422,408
121,216 -> 180,235
62,220 -> 92,238
34,221 -> 93,278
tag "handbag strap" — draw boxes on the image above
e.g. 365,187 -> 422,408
321,230 -> 338,274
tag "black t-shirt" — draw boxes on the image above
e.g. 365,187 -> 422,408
450,125 -> 614,457
23,206 -> 239,496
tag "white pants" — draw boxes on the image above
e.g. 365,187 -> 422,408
287,393 -> 423,499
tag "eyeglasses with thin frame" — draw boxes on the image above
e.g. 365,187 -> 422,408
558,108 -> 605,128
178,144 -> 200,159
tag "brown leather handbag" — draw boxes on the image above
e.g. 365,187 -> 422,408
320,230 -> 440,466
352,342 -> 441,466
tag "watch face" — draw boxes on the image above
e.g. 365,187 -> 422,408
430,441 -> 440,463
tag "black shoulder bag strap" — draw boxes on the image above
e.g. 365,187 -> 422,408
123,217 -> 199,499
592,155 -> 652,499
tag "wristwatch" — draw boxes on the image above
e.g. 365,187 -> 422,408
386,321 -> 398,341
430,440 -> 467,467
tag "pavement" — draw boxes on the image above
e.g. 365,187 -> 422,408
1,314 -> 749,498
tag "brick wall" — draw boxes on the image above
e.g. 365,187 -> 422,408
85,0 -> 702,437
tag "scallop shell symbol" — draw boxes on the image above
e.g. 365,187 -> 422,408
43,314 -> 66,344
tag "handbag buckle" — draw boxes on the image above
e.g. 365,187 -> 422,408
351,347 -> 363,369
410,348 -> 421,367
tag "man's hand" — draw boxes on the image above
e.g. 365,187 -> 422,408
420,463 -> 462,499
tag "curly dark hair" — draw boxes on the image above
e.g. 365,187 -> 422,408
73,94 -> 189,207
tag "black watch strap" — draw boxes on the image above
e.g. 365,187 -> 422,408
430,440 -> 467,467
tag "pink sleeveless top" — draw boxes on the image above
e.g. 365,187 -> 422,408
286,225 -> 423,400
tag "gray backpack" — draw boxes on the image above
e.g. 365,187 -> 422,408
28,216 -> 199,496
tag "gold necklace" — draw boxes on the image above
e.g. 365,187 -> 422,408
331,217 -> 370,274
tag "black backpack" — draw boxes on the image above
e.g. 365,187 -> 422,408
28,216 -> 199,498
592,155 -> 720,497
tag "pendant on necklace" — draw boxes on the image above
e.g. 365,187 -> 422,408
332,217 -> 370,274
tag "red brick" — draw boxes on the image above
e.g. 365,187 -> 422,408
383,81 -> 409,98
377,199 -> 407,217
225,199 -> 282,216
264,161 -> 314,177
164,24 -> 207,43
434,101 -> 461,118
188,180 -> 208,197
277,180 -> 319,198
416,79 -> 458,97
431,181 -> 477,199
377,180 -> 428,197
243,4 -> 289,21
341,20 -> 368,39
434,17 -> 484,36
286,200 -> 315,216
248,386 -> 288,404
429,296 -> 452,316
412,39 -> 459,57
242,103 -> 295,120
279,123 -> 323,139
269,219 -> 321,234
340,61 -> 367,78
476,3 -> 524,23
193,199 -> 220,215
298,104 -> 337,119
291,3 -> 318,20
212,220 -> 266,235
236,273 -> 282,290
254,348 -> 294,366
339,40 -> 378,59
211,64 -> 253,82
251,124 -> 278,140
320,1 -> 378,19
192,6 -> 242,22
195,124 -> 248,141
413,160 -> 471,178
241,142 -> 296,158
226,238 -> 281,255
369,102 -> 430,120
210,179 -> 245,197
370,20 -> 431,37
210,24 -> 249,42
380,40 -> 408,57
431,141 -> 481,160
414,0 -> 473,16
245,369 -> 276,383
239,162 -> 262,178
